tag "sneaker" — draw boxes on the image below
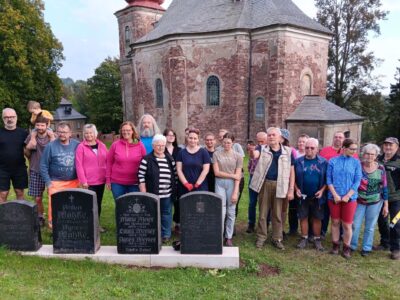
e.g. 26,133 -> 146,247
373,244 -> 390,251
308,236 -> 315,244
255,240 -> 264,249
342,245 -> 351,259
272,239 -> 285,250
225,239 -> 233,247
361,250 -> 370,257
297,237 -> 308,249
314,238 -> 325,252
391,250 -> 400,260
246,225 -> 255,233
330,242 -> 340,255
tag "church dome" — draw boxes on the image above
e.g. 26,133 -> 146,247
125,0 -> 165,10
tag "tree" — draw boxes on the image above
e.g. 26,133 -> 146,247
384,65 -> 400,138
86,57 -> 122,133
0,0 -> 63,126
315,0 -> 387,107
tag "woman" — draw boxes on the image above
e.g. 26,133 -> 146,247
327,138 -> 362,259
75,124 -> 108,232
163,128 -> 180,160
138,134 -> 177,242
350,144 -> 388,256
213,133 -> 243,246
106,121 -> 146,200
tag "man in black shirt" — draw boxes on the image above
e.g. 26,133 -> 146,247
0,108 -> 28,202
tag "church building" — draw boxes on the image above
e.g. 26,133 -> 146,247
115,0 -> 333,144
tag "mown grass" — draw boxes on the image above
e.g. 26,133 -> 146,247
1,157 -> 399,299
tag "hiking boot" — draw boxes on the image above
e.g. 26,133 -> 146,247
272,239 -> 285,250
246,225 -> 255,233
373,244 -> 389,251
297,237 -> 308,249
314,238 -> 325,252
391,250 -> 400,260
342,245 -> 351,259
255,240 -> 264,249
330,242 -> 340,255
225,239 -> 233,247
361,250 -> 370,257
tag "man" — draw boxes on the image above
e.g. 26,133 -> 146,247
204,132 -> 217,192
247,131 -> 268,233
250,127 -> 295,250
40,122 -> 80,227
376,137 -> 400,260
294,138 -> 327,251
25,115 -> 55,226
138,114 -> 161,154
0,108 -> 28,202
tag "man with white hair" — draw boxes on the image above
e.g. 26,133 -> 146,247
0,108 -> 28,202
138,114 -> 161,154
294,138 -> 328,251
250,127 -> 295,250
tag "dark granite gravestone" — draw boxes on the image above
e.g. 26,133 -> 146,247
180,192 -> 223,254
116,192 -> 161,254
0,200 -> 42,251
52,189 -> 100,254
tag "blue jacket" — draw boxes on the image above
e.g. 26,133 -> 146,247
326,155 -> 362,202
294,155 -> 328,205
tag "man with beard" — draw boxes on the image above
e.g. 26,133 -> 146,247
137,114 -> 161,154
0,108 -> 28,202
25,115 -> 55,226
40,122 -> 79,228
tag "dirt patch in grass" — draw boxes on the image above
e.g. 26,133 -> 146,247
257,263 -> 280,277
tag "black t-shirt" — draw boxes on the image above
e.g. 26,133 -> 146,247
0,127 -> 28,170
265,146 -> 295,181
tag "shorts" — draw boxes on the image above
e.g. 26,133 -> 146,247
328,200 -> 357,224
28,170 -> 46,197
297,197 -> 324,220
0,167 -> 28,191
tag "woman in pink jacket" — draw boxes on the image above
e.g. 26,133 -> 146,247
75,124 -> 108,232
106,121 -> 146,200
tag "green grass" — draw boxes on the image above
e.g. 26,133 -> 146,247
1,157 -> 399,299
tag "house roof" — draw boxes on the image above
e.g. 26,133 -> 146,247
135,0 -> 331,44
286,95 -> 364,122
53,98 -> 87,121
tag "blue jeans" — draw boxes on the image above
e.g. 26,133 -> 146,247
215,178 -> 236,239
351,201 -> 383,252
111,183 -> 139,200
160,197 -> 172,238
248,175 -> 259,227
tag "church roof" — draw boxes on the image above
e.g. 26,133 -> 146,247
286,96 -> 364,122
136,0 -> 331,44
53,98 -> 87,121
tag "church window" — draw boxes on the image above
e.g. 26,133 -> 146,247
155,78 -> 163,108
125,26 -> 131,45
255,97 -> 265,120
206,76 -> 220,106
301,74 -> 312,96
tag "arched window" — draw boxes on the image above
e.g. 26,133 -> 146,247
125,26 -> 131,45
155,78 -> 163,108
301,74 -> 312,96
206,76 -> 220,106
255,97 -> 265,120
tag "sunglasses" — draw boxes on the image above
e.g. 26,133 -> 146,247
305,147 -> 316,150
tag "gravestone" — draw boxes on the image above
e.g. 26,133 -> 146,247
180,192 -> 223,254
0,200 -> 42,251
116,192 -> 161,254
52,189 -> 100,254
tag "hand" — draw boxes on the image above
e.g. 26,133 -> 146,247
382,203 -> 389,218
341,195 -> 350,203
47,183 -> 53,189
230,193 -> 238,204
194,183 -> 200,189
315,190 -> 324,199
106,183 -> 111,190
333,195 -> 341,204
82,183 -> 89,189
287,191 -> 294,201
184,182 -> 193,191
295,189 -> 302,198
232,174 -> 241,181
47,130 -> 55,140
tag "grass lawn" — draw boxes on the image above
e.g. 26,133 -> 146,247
1,157 -> 399,299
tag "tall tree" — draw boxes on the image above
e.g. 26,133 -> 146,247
384,65 -> 400,138
86,57 -> 122,133
0,0 -> 64,126
315,0 -> 387,107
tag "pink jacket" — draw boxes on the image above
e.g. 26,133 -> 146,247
75,139 -> 108,186
106,139 -> 146,185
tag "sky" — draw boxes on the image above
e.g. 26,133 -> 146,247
43,0 -> 400,94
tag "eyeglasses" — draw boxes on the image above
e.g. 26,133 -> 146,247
305,147 -> 316,150
364,153 -> 376,156
3,116 -> 16,119
154,144 -> 165,148
166,134 -> 175,137
348,148 -> 358,151
57,131 -> 70,135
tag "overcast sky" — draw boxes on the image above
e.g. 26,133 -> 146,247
43,0 -> 400,94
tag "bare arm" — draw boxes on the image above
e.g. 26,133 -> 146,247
213,162 -> 240,180
176,161 -> 188,184
195,163 -> 210,186
139,183 -> 146,193
287,165 -> 295,201
230,168 -> 242,203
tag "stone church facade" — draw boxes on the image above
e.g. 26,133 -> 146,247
115,0 -> 332,144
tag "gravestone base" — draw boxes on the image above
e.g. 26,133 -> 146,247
21,245 -> 239,269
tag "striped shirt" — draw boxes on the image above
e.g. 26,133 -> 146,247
138,157 -> 175,198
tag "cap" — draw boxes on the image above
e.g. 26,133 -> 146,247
384,137 -> 399,145
280,128 -> 290,141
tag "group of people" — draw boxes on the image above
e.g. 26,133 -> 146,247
1,107 -> 399,260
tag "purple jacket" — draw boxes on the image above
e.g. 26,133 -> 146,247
75,139 -> 108,186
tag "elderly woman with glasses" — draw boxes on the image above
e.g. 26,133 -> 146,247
75,124 -> 108,232
138,134 -> 177,242
350,144 -> 389,256
327,138 -> 362,258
